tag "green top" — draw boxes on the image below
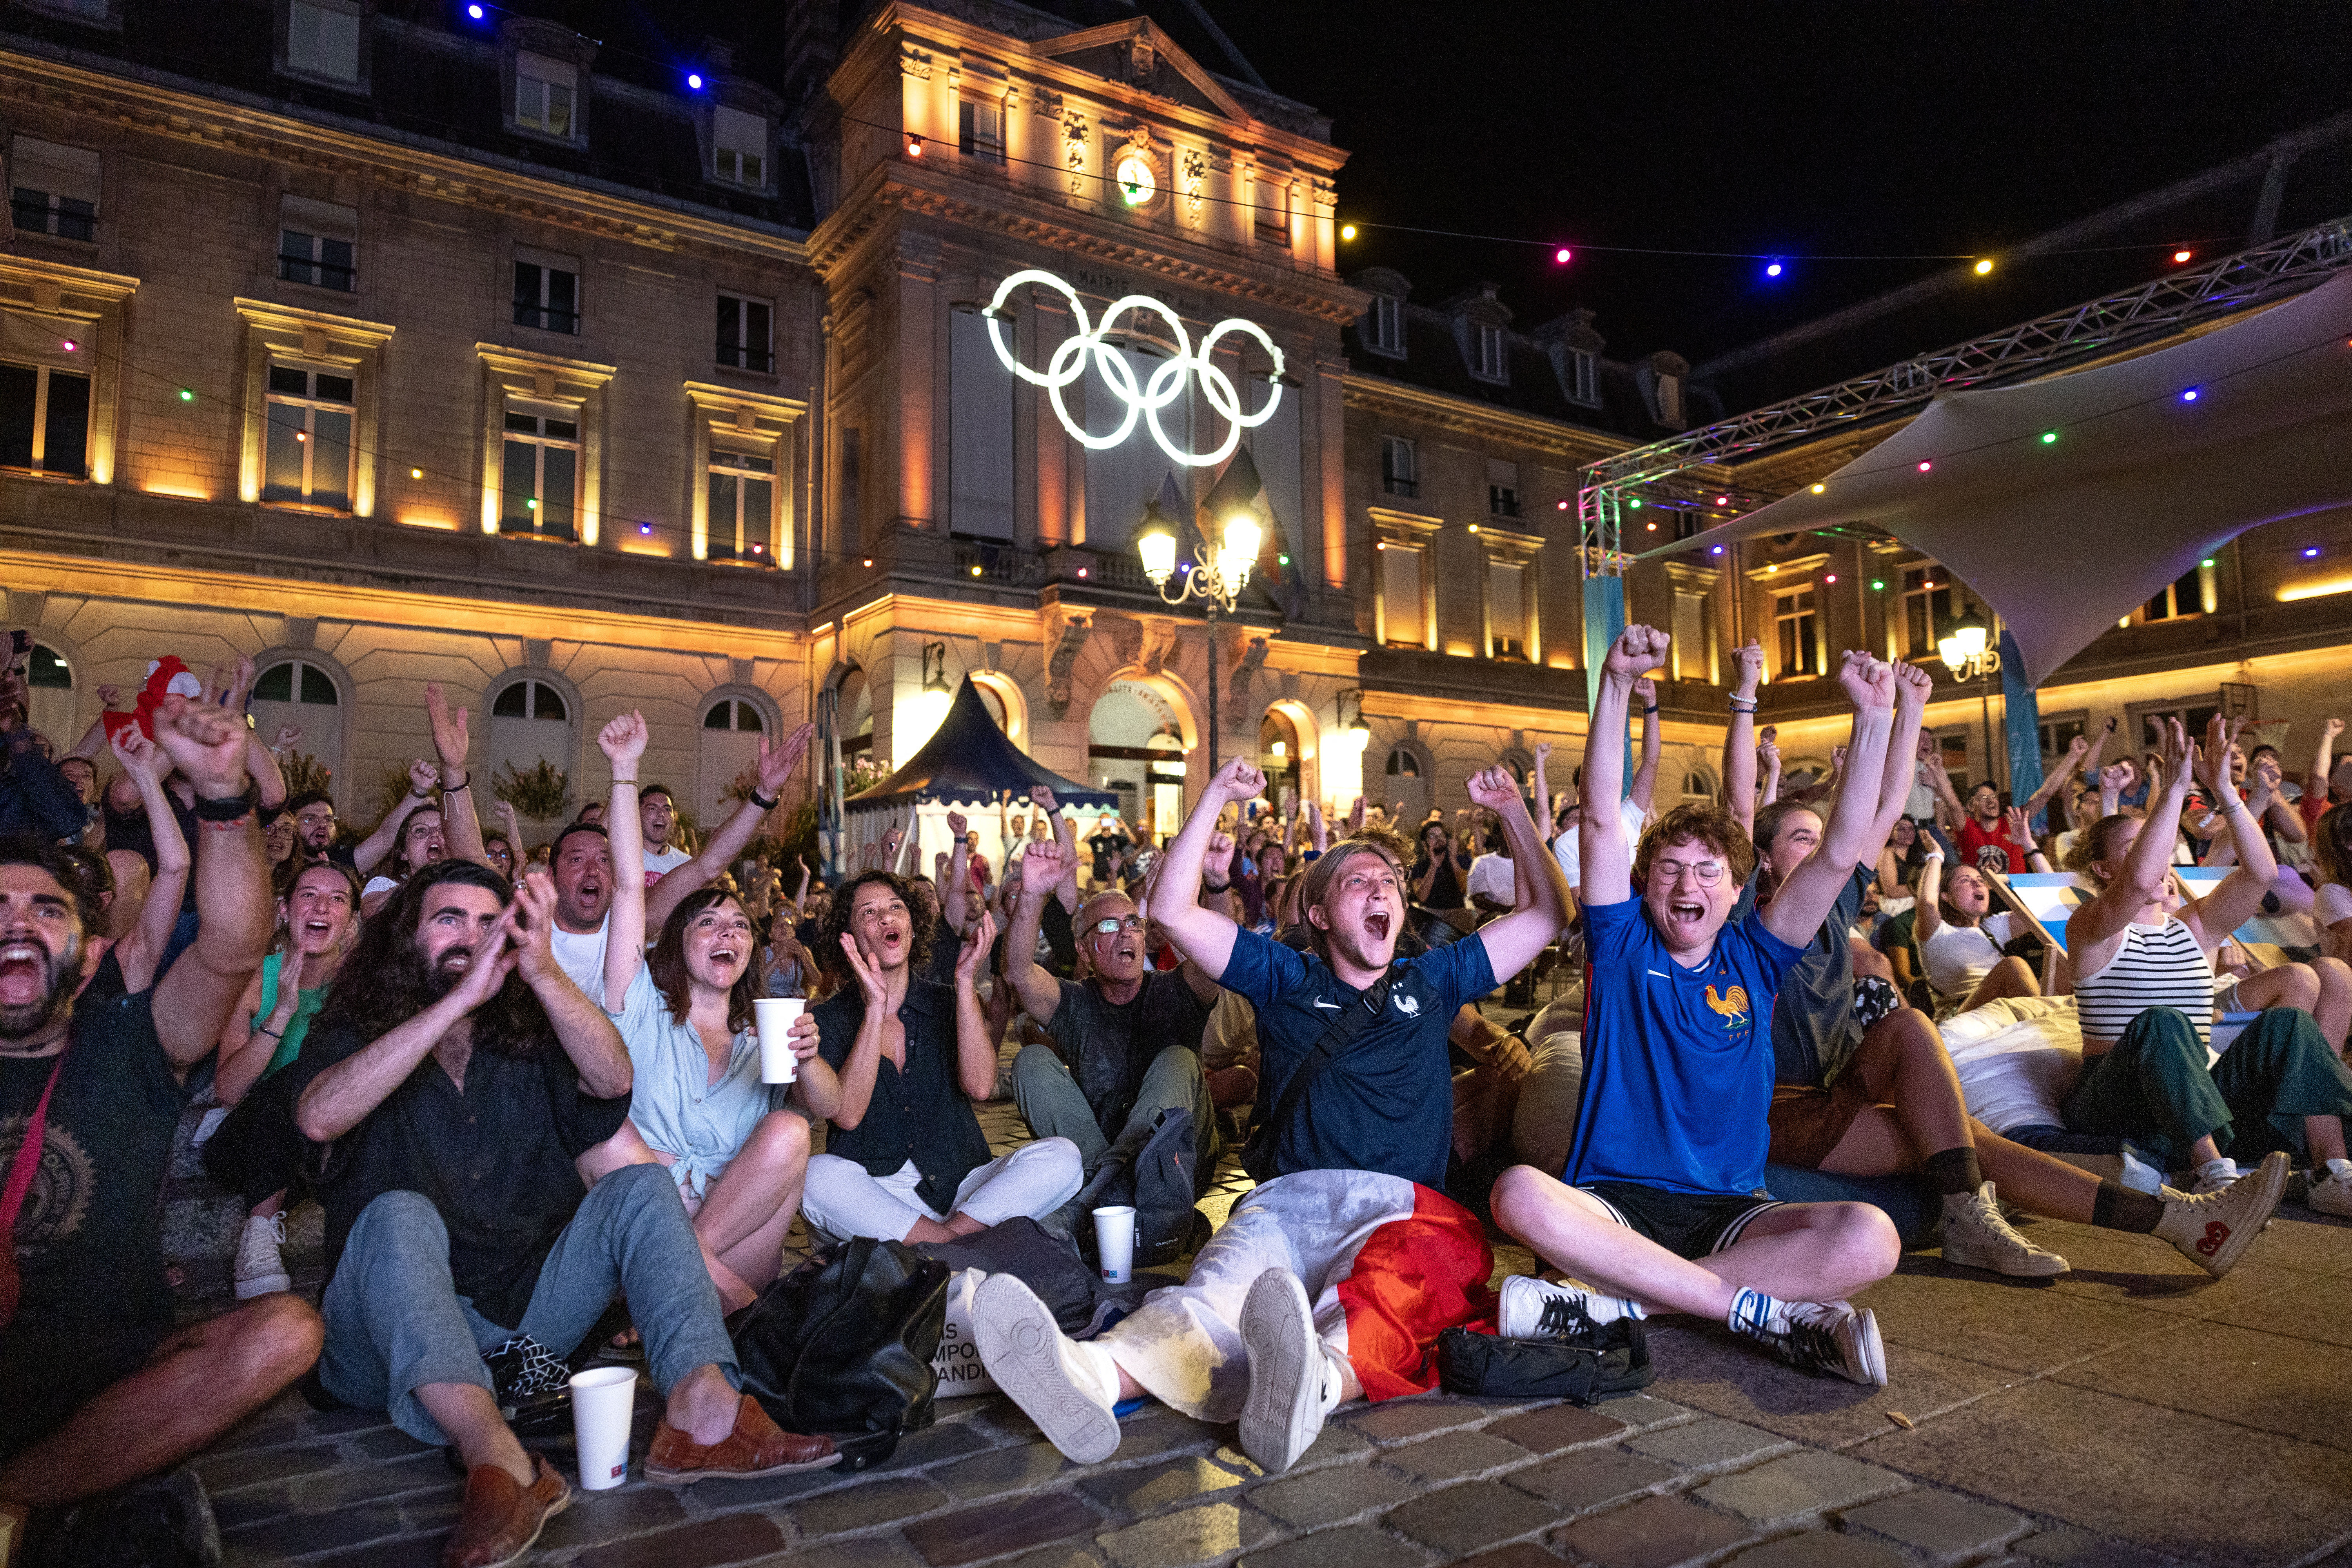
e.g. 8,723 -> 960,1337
256,950 -> 328,1078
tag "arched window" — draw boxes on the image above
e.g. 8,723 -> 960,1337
24,642 -> 73,749
699,697 -> 769,824
251,658 -> 343,791
1682,766 -> 1719,802
486,677 -> 576,820
1382,744 -> 1430,827
1384,746 -> 1419,779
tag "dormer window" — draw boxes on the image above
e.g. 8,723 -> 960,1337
713,105 -> 766,186
958,98 -> 1004,165
1655,372 -> 1682,426
1472,323 -> 1506,383
1365,296 -> 1403,358
515,51 -> 577,139
285,0 -> 362,84
1566,348 -> 1599,406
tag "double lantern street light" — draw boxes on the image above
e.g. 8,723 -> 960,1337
1135,476 -> 1261,775
1937,605 -> 2003,793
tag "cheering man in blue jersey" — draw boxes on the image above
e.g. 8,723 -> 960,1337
1492,625 -> 1904,1387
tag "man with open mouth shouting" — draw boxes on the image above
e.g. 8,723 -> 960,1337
971,750 -> 1570,1474
1490,626 -> 1904,1390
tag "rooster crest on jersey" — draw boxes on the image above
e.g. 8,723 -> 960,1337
1392,993 -> 1421,1018
1704,985 -> 1750,1027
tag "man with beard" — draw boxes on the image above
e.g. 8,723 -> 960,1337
636,786 -> 691,882
288,860 -> 835,1568
2,697 -> 323,1559
548,721 -> 812,1007
972,754 -> 1568,1474
1001,837 -> 1218,1183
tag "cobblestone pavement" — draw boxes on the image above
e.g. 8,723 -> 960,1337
163,1045 -> 2352,1567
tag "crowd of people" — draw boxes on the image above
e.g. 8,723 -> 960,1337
3,630 -> 2351,1568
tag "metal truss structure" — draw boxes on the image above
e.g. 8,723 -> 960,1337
1576,211 -> 2352,579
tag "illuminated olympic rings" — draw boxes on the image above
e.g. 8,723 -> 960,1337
984,268 -> 1285,470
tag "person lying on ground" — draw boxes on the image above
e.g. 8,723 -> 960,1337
288,860 -> 837,1565
2061,714 -> 2352,1226
1,698 -> 321,1553
973,751 -> 1569,1474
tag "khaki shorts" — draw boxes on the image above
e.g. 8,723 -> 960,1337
1765,1077 -> 1877,1169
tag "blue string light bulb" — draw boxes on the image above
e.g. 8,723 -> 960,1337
686,72 -> 704,90
1764,261 -> 1783,278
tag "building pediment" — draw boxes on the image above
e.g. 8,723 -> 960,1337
1029,18 -> 1249,125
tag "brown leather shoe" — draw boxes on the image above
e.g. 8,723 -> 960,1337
442,1453 -> 569,1568
644,1394 -> 839,1483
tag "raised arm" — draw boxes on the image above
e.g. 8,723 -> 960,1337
2069,719 -> 2198,958
146,697 -> 275,1071
1002,839 -> 1069,1025
1581,625 -> 1668,907
648,721 -> 815,930
217,657 -> 289,813
818,937 -> 894,1130
1914,843 -> 1949,942
2024,735 -> 2087,830
424,684 -> 486,869
108,725 -> 190,995
2309,719 -> 2341,824
1921,744 -> 1965,829
2006,806 -> 2053,874
1468,763 -> 1570,980
951,910 -> 1000,1101
1761,653 -> 1898,950
1629,678 -> 1663,814
353,759 -> 437,877
1722,639 -> 1764,833
1758,735 -> 1784,809
2252,753 -> 2307,845
2080,716 -> 2114,786
2180,716 -> 2278,948
943,810 -> 971,934
1037,787 -> 1080,913
1153,756 -> 1263,980
599,711 -> 650,1005
513,869 -> 630,1097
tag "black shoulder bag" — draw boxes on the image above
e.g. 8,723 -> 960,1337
1239,971 -> 1394,1183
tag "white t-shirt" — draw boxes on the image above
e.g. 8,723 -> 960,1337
1921,912 -> 2016,1000
644,845 -> 693,886
1553,798 -> 1651,892
1465,852 -> 1516,908
552,916 -> 611,1006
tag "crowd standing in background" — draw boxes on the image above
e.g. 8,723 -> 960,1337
4,637 -> 2352,1568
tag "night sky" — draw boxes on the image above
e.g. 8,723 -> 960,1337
536,0 -> 2352,409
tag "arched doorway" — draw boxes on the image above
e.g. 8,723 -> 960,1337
835,666 -> 875,771
251,656 -> 345,802
1088,678 -> 1189,844
23,641 -> 75,752
486,675 -> 577,822
698,694 -> 774,826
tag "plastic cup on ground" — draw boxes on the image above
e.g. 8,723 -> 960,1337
754,998 -> 806,1084
569,1365 -> 638,1491
1094,1205 -> 1136,1284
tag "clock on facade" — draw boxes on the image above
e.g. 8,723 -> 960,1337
1115,152 -> 1157,206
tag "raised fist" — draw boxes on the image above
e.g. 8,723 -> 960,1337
1604,624 -> 1670,681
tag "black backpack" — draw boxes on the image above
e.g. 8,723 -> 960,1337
1435,1318 -> 1655,1405
730,1237 -> 950,1470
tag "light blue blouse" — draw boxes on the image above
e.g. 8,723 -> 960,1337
610,965 -> 772,1196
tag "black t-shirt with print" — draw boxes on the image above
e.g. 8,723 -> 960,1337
0,991 -> 189,1338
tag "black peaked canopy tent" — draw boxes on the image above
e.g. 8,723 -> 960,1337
844,677 -> 1120,820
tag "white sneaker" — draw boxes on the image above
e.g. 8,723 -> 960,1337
1939,1183 -> 2069,1277
2155,1150 -> 2288,1277
2305,1159 -> 2352,1219
970,1273 -> 1121,1463
1497,1275 -> 1644,1340
1734,1298 -> 1887,1387
2191,1158 -> 2244,1195
233,1213 -> 290,1299
1238,1269 -> 1333,1474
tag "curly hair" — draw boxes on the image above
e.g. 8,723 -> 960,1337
2313,801 -> 2352,893
815,869 -> 933,983
646,887 -> 758,1035
1631,802 -> 1758,890
311,859 -> 560,1060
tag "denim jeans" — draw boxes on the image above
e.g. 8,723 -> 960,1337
318,1163 -> 735,1446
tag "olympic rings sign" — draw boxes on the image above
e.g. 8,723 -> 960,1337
984,269 -> 1285,470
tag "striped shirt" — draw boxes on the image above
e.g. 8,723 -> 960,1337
2073,916 -> 2212,1046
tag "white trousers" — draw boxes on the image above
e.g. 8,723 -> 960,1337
800,1138 -> 1083,1243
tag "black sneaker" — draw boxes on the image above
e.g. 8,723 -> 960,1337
1735,1299 -> 1887,1387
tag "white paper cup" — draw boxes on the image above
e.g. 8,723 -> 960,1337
569,1365 -> 638,1491
1094,1205 -> 1137,1284
754,998 -> 806,1084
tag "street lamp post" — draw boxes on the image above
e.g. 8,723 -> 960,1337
1136,491 -> 1263,775
1938,604 -> 2002,792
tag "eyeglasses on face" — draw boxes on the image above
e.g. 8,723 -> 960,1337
1652,857 -> 1728,887
1091,915 -> 1146,935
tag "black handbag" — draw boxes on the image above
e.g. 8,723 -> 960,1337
730,1236 -> 950,1470
1434,1319 -> 1655,1405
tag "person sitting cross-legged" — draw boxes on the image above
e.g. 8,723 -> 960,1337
788,873 -> 1082,1244
2,697 -> 323,1561
1002,836 -> 1220,1189
1491,629 -> 1907,1388
972,752 -> 1572,1474
288,860 -> 837,1568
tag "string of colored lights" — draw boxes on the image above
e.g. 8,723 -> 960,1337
450,0 -> 2223,276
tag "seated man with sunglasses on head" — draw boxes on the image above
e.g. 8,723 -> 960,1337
1002,838 -> 1221,1183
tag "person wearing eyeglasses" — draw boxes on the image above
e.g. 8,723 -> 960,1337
999,837 -> 1220,1189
